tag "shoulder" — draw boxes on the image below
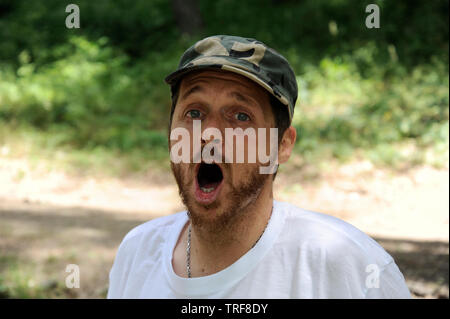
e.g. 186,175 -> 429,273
110,210 -> 186,275
120,211 -> 187,248
115,211 -> 187,261
107,211 -> 187,298
273,201 -> 411,298
274,201 -> 393,266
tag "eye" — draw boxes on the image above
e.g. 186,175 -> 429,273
235,112 -> 250,122
187,109 -> 202,119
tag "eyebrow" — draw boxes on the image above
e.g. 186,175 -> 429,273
228,91 -> 256,106
180,85 -> 205,101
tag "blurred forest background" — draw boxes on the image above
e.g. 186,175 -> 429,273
0,0 -> 448,299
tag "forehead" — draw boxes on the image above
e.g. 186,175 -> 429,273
179,69 -> 270,104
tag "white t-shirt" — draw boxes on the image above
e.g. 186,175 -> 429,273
107,200 -> 411,298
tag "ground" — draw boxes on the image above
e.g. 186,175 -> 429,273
0,154 -> 448,299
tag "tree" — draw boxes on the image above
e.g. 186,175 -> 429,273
171,0 -> 203,36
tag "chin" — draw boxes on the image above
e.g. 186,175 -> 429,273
173,160 -> 270,229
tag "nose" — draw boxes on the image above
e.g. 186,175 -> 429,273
201,113 -> 224,144
201,138 -> 221,146
200,114 -> 225,159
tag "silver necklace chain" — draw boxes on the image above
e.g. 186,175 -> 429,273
186,223 -> 192,278
186,219 -> 269,278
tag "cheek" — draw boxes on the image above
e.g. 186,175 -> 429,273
227,163 -> 259,186
253,129 -> 274,165
169,124 -> 197,163
172,162 -> 195,185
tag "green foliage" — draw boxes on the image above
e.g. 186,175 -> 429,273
0,0 -> 177,64
293,47 -> 448,166
0,36 -> 170,154
0,255 -> 69,298
0,0 -> 448,171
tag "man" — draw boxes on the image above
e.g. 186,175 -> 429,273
107,35 -> 411,298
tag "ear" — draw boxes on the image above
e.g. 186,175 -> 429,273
278,126 -> 296,164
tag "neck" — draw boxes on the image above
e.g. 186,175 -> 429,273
188,182 -> 273,277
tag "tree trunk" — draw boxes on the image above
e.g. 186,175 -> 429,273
171,0 -> 203,36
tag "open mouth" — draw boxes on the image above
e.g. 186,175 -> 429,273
194,162 -> 224,204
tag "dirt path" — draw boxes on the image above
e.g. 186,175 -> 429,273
0,156 -> 448,298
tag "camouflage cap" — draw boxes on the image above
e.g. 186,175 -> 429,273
165,35 -> 298,121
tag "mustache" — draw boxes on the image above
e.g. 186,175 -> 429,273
171,159 -> 231,184
193,143 -> 234,164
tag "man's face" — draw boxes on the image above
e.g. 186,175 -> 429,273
169,70 -> 276,231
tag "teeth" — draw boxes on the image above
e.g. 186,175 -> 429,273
200,187 -> 215,193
